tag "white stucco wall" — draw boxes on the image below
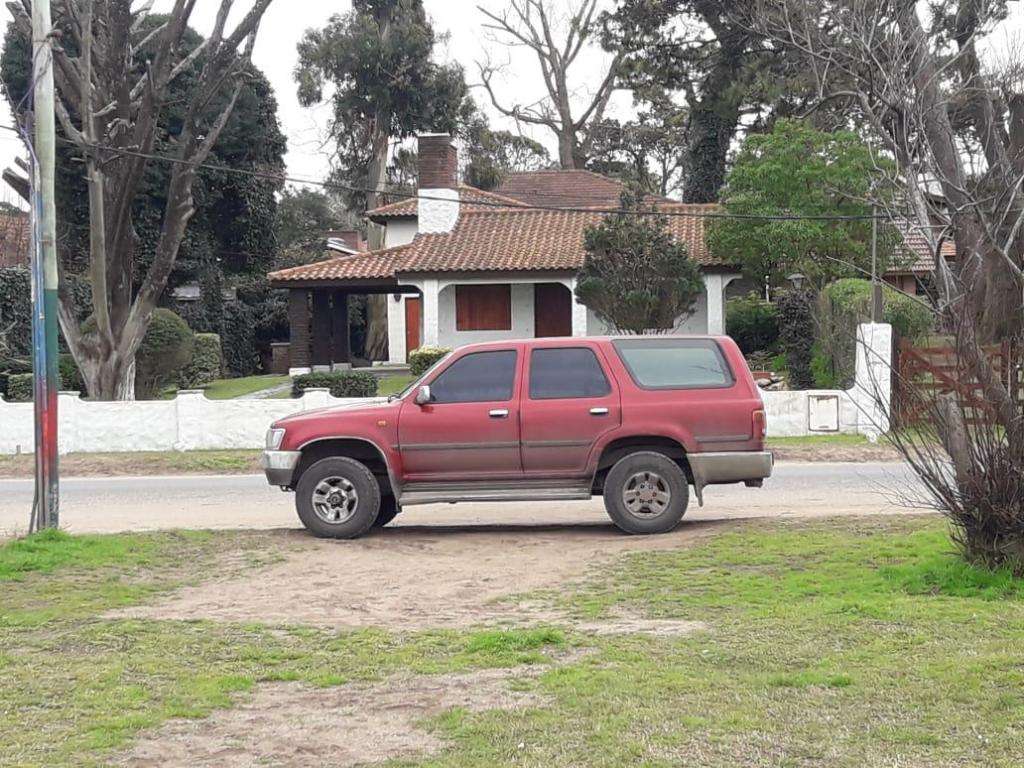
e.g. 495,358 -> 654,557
417,189 -> 460,234
761,323 -> 892,438
384,219 -> 418,249
0,389 -> 376,456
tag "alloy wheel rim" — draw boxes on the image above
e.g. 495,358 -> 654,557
622,471 -> 671,518
312,476 -> 359,525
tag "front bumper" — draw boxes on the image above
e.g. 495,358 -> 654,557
688,450 -> 774,487
261,450 -> 302,487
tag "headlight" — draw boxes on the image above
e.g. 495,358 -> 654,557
266,428 -> 286,450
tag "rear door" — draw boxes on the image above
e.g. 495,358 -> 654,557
520,345 -> 621,476
398,348 -> 523,481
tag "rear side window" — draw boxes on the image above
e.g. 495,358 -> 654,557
612,339 -> 733,389
529,347 -> 611,399
429,350 -> 517,403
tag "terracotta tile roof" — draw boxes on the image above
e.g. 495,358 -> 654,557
889,220 -> 957,274
270,203 -> 727,284
496,169 -> 673,208
0,212 -> 30,268
365,185 -> 526,220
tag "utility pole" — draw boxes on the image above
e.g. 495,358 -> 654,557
30,0 -> 60,530
871,205 -> 883,323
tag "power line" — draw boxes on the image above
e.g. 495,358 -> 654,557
2,127 -> 922,223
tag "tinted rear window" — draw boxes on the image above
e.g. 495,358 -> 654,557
529,347 -> 611,399
612,339 -> 733,389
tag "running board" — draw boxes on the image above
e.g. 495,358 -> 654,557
399,480 -> 592,507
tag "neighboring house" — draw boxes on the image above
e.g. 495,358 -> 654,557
269,134 -> 744,373
884,220 -> 957,297
0,211 -> 29,268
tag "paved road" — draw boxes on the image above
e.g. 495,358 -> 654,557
0,462 -> 931,536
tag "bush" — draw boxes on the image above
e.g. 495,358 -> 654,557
292,370 -> 379,399
222,302 -> 259,377
817,278 -> 933,388
135,309 -> 195,400
0,267 -> 31,359
726,292 -> 779,355
6,372 -> 32,402
59,354 -> 83,392
180,333 -> 222,388
408,346 -> 451,377
777,289 -> 816,390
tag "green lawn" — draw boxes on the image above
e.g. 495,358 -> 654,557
201,375 -> 290,399
378,373 -> 416,396
3,515 -> 1024,766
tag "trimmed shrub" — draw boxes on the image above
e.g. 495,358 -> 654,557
726,292 -> 779,355
180,333 -> 223,388
6,372 -> 32,402
408,346 -> 451,377
777,289 -> 816,390
135,309 -> 195,400
292,370 -> 379,399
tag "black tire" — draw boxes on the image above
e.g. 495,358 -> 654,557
295,457 -> 381,539
603,451 -> 689,535
373,496 -> 401,528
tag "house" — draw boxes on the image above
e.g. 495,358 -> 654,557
884,220 -> 957,297
269,134 -> 744,374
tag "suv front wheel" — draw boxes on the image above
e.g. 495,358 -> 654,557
295,456 -> 382,539
603,451 -> 689,535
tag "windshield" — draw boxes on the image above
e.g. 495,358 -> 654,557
389,351 -> 454,401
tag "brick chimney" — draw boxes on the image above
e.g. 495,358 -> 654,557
417,133 -> 460,234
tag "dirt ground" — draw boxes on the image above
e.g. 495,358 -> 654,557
118,521 -> 723,630
117,667 -> 551,768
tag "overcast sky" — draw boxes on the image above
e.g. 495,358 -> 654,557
0,0 -> 1021,208
0,0 -> 627,204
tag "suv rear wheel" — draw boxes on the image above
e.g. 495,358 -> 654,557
603,451 -> 689,535
295,457 -> 381,539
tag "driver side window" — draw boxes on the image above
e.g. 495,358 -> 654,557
429,350 -> 518,404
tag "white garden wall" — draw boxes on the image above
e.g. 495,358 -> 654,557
0,389 -> 376,456
762,323 -> 893,439
0,324 -> 893,454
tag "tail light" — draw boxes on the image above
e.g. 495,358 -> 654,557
752,409 -> 767,439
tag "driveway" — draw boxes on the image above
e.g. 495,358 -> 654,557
0,462 -> 929,537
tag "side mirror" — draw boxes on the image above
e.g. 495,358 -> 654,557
414,385 -> 432,406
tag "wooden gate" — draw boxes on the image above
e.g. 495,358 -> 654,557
894,338 -> 1022,426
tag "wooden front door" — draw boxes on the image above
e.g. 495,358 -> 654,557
534,283 -> 572,337
405,296 -> 422,354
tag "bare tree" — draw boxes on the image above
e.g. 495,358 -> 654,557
753,0 -> 1024,569
4,0 -> 274,400
477,0 -> 621,169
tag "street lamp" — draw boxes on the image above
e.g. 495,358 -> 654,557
787,273 -> 807,291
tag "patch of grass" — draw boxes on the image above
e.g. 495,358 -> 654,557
202,375 -> 290,400
0,529 -> 164,582
378,374 -> 416,396
0,450 -> 261,479
766,433 -> 873,448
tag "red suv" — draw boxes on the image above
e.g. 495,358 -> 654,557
262,336 -> 772,538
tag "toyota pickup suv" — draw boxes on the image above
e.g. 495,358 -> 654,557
262,336 -> 772,538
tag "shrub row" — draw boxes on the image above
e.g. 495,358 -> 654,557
292,370 -> 379,399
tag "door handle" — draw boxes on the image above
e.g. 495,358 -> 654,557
590,407 -> 610,416
489,409 -> 510,419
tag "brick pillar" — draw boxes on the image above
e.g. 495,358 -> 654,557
311,290 -> 332,370
287,289 -> 311,375
332,291 -> 351,370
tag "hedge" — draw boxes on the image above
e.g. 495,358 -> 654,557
726,292 -> 779,355
180,333 -> 222,388
292,370 -> 378,399
6,372 -> 32,402
408,346 -> 451,377
135,309 -> 195,400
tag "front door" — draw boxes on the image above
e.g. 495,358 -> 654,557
520,345 -> 621,475
534,283 -> 572,337
398,348 -> 523,481
405,296 -> 422,355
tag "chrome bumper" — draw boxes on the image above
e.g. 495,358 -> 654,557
261,450 -> 302,487
688,451 -> 774,488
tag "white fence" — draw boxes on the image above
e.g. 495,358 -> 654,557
0,324 -> 892,454
0,389 -> 376,455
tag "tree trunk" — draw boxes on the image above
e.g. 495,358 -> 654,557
80,353 -> 135,401
558,131 -> 579,170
